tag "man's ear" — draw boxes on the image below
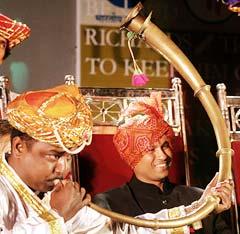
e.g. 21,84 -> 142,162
11,136 -> 27,157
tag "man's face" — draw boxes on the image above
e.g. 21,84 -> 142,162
13,139 -> 71,192
133,135 -> 173,184
0,36 -> 7,64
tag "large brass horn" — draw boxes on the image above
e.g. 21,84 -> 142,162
88,2 -> 232,229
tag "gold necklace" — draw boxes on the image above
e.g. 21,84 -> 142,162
0,154 -> 62,233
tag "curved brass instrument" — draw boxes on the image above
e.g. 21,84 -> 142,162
88,2 -> 232,229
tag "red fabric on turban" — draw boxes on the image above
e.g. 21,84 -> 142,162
113,92 -> 174,169
0,14 -> 30,49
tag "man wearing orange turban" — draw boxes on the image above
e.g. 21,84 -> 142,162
94,92 -> 233,234
0,84 -> 98,233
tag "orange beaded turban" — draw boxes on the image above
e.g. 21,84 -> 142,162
0,14 -> 30,49
113,92 -> 174,169
7,84 -> 93,154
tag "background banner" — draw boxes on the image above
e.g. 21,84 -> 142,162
77,0 -> 170,88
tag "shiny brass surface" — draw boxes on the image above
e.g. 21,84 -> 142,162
89,196 -> 219,229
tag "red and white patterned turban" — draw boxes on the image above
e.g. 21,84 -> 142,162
113,92 -> 174,169
0,14 -> 30,49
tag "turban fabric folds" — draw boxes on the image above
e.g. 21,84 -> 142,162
7,84 -> 92,154
113,92 -> 173,169
0,14 -> 30,49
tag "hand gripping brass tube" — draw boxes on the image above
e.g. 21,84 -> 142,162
88,2 -> 232,229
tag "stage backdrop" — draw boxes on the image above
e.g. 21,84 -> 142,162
0,0 -> 76,93
76,0 -> 170,88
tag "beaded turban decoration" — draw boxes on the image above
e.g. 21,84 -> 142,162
113,92 -> 174,169
7,84 -> 93,154
0,14 -> 30,49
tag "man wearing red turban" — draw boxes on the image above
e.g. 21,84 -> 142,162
94,92 -> 233,233
0,13 -> 31,120
0,13 -> 30,64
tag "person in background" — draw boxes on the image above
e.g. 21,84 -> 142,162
0,13 -> 30,64
0,13 -> 31,120
0,13 -> 30,154
94,92 -> 233,233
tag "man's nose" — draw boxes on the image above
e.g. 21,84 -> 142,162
54,157 -> 67,175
